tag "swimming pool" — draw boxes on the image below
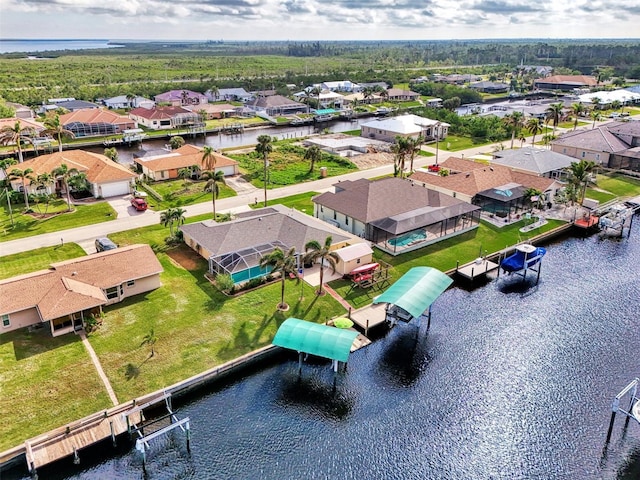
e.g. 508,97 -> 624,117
388,230 -> 427,247
231,265 -> 271,284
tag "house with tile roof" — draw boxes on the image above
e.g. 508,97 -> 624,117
361,114 -> 449,142
410,157 -> 561,218
534,75 -> 598,91
0,245 -> 163,336
154,89 -> 208,107
385,88 -> 421,101
133,144 -> 238,180
185,103 -> 240,120
129,106 -> 201,130
60,108 -> 136,137
312,177 -> 480,255
11,149 -> 137,198
180,204 -> 367,282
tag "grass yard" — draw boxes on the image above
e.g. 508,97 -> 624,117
228,143 -> 357,188
584,189 -> 617,204
0,243 -> 86,280
0,200 -> 117,242
438,135 -> 492,152
0,329 -> 112,451
595,173 -> 640,197
330,218 -> 566,308
139,178 -> 237,210
89,246 -> 347,401
249,192 -> 318,213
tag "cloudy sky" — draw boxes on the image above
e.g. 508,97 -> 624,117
1,0 -> 639,41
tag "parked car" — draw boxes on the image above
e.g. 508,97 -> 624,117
131,197 -> 148,211
95,237 -> 117,252
133,189 -> 148,199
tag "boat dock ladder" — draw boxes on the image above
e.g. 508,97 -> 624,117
605,377 -> 640,443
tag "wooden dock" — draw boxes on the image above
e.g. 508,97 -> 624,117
456,258 -> 500,280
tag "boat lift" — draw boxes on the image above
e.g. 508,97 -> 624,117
605,378 -> 640,443
498,243 -> 546,284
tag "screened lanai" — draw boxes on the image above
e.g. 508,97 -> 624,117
208,240 -> 292,284
65,121 -> 118,137
473,183 -> 527,219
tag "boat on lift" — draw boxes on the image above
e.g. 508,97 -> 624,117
500,244 -> 546,274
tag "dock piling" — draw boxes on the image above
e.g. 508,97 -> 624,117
73,446 -> 79,465
110,420 -> 116,447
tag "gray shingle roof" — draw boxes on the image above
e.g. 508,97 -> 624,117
491,147 -> 575,174
552,127 -> 630,152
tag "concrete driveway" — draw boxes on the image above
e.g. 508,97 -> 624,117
107,196 -> 149,219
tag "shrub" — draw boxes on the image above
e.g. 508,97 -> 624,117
216,273 -> 234,292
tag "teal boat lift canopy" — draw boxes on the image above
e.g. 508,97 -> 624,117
373,266 -> 453,318
273,318 -> 359,363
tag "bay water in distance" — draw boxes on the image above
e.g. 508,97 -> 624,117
0,39 -> 123,54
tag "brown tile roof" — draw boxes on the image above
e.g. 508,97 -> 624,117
535,75 -> 598,86
313,177 -> 469,223
0,245 -> 163,321
410,157 -> 555,196
130,106 -> 194,120
18,150 -> 136,185
134,146 -> 238,172
186,103 -> 237,114
60,108 -> 133,126
0,117 -> 44,132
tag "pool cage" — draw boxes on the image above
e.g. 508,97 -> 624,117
209,240 -> 293,284
65,121 -> 118,138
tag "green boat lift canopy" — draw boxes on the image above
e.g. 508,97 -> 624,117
273,318 -> 359,363
373,266 -> 453,318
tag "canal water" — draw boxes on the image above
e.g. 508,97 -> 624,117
6,223 -> 640,480
84,118 -> 369,164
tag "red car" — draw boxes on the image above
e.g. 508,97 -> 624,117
130,197 -> 148,211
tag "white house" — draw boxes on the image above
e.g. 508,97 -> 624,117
103,95 -> 155,110
361,114 -> 449,143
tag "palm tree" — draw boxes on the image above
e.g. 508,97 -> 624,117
0,157 -> 17,178
590,97 -> 601,111
125,94 -> 136,108
202,145 -> 217,171
160,208 -> 176,237
169,136 -> 185,150
172,207 -> 186,232
202,169 -> 225,219
590,110 -> 601,129
34,172 -> 54,216
391,136 -> 411,178
407,135 -> 424,173
570,103 -> 585,131
259,246 -> 298,310
610,100 -> 622,112
103,147 -> 119,162
140,328 -> 158,357
0,121 -> 35,163
303,145 -> 322,173
303,236 -> 339,296
178,167 -> 192,189
526,118 -> 542,145
255,135 -> 272,207
545,103 -> 564,135
52,163 -> 79,212
503,111 -> 525,149
43,114 -> 75,152
309,86 -> 322,110
9,167 -> 34,209
568,160 -> 596,205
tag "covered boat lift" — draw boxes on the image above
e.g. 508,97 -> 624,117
373,266 -> 453,329
273,318 -> 359,373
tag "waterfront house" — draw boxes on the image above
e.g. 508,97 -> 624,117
155,90 -> 208,107
186,103 -> 240,120
533,75 -> 598,91
11,149 -> 137,198
133,144 -> 238,180
206,87 -> 252,103
0,245 -> 163,337
312,177 -> 481,255
129,106 -> 201,130
320,81 -> 360,92
361,114 -> 449,143
469,81 -> 510,94
490,147 -> 575,180
102,95 -> 155,110
551,126 -> 631,167
247,95 -> 308,117
60,109 -> 136,137
385,88 -> 420,102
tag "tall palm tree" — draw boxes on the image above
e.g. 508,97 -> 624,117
43,114 -> 75,152
0,121 -> 35,163
309,86 -> 322,110
545,102 -> 564,135
140,328 -> 158,357
125,93 -> 136,108
51,163 -> 79,212
9,167 -> 34,209
391,136 -> 411,178
526,118 -> 542,146
255,135 -> 272,207
0,157 -> 17,178
160,208 -> 177,237
590,97 -> 601,111
570,103 -> 585,131
303,145 -> 322,173
503,111 -> 525,149
172,207 -> 186,232
259,246 -> 298,310
202,145 -> 217,171
202,169 -> 225,219
178,167 -> 192,189
34,172 -> 54,216
590,110 -> 601,129
407,135 -> 424,173
303,236 -> 339,296
568,160 -> 597,205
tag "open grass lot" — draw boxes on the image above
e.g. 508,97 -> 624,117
0,243 -> 86,280
139,178 -> 237,210
438,135 -> 492,152
331,218 -> 566,308
596,173 -> 640,197
0,329 -> 112,451
228,143 -> 358,188
584,189 -> 617,204
89,246 -> 346,401
249,191 -> 317,213
0,200 -> 116,242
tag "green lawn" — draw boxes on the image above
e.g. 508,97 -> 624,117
0,329 -> 112,451
438,135 -> 492,152
0,201 -> 117,242
584,189 -> 617,204
249,192 -> 318,213
228,143 -> 358,188
330,219 -> 566,308
0,244 -> 86,280
595,173 -> 640,197
140,178 -> 237,210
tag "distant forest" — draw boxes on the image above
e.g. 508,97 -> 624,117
1,39 -> 639,107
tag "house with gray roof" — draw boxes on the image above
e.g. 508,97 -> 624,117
312,177 -> 480,255
180,205 -> 366,283
207,87 -> 252,103
247,95 -> 307,117
491,147 -> 575,180
551,126 -> 631,166
361,114 -> 449,143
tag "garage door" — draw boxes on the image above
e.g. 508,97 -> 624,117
100,182 -> 131,198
